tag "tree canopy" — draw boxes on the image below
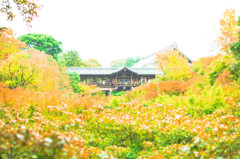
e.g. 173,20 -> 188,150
156,49 -> 192,81
217,8 -> 239,53
18,33 -> 62,59
230,17 -> 240,59
0,29 -> 25,60
57,50 -> 102,67
111,57 -> 140,68
57,50 -> 85,67
85,59 -> 102,67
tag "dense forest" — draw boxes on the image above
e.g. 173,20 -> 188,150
1,1 -> 240,158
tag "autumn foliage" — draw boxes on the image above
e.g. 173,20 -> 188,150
124,80 -> 193,101
1,8 -> 240,159
0,0 -> 42,26
156,49 -> 192,81
218,8 -> 239,53
0,29 -> 25,60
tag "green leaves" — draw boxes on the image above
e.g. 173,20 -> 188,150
67,72 -> 82,93
57,50 -> 84,67
57,50 -> 102,67
18,33 -> 62,59
111,57 -> 140,68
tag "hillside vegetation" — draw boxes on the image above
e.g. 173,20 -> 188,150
0,8 -> 240,159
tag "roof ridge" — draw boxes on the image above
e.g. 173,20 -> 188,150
132,42 -> 192,68
66,67 -> 163,75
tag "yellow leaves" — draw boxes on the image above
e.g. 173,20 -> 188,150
220,19 -> 226,26
0,48 -> 71,91
156,49 -> 192,81
24,49 -> 70,91
0,29 -> 25,60
218,8 -> 239,53
0,51 -> 41,89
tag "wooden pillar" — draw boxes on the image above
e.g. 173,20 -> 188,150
87,76 -> 89,85
130,74 -> 132,85
105,76 -> 107,86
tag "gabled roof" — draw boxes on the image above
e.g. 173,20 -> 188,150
112,66 -> 138,74
132,42 -> 192,68
67,66 -> 163,75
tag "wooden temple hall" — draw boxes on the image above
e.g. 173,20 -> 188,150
67,66 -> 163,92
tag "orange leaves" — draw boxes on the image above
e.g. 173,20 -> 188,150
194,54 -> 221,70
217,8 -> 239,53
24,49 -> 70,91
0,82 -> 12,106
142,80 -> 192,100
0,29 -> 25,60
216,70 -> 233,85
0,81 -> 104,114
123,80 -> 193,102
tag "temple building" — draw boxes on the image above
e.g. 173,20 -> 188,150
66,43 -> 192,92
67,66 -> 163,91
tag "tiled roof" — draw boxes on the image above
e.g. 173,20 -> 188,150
66,67 -> 115,75
130,68 -> 164,75
66,66 -> 163,75
132,42 -> 192,68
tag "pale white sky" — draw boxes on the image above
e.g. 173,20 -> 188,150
1,0 -> 240,67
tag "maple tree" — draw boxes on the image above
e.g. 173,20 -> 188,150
217,8 -> 239,53
0,51 -> 40,89
156,49 -> 192,81
0,49 -> 70,91
0,0 -> 42,26
0,29 -> 25,60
